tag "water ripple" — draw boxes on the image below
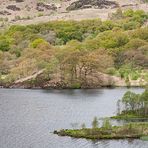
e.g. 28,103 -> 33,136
0,88 -> 147,148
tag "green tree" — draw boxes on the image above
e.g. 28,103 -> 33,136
81,123 -> 86,129
92,117 -> 99,129
122,91 -> 140,111
102,118 -> 112,130
140,89 -> 148,115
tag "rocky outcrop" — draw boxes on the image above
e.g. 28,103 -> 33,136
0,10 -> 11,15
3,71 -> 147,89
36,2 -> 57,12
4,72 -> 126,89
6,5 -> 21,11
15,0 -> 24,2
66,0 -> 119,11
121,4 -> 138,8
0,0 -> 147,24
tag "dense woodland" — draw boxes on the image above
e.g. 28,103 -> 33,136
0,9 -> 148,88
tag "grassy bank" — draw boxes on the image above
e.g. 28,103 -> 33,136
54,123 -> 148,140
111,111 -> 148,120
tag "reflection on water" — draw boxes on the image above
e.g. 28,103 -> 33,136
0,88 -> 147,148
42,89 -> 104,98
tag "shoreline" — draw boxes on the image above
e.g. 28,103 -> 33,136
0,85 -> 145,89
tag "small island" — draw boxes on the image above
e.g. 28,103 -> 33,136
54,89 -> 148,140
54,122 -> 148,140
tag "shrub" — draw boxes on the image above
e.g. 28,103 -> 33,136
0,40 -> 10,51
30,38 -> 49,48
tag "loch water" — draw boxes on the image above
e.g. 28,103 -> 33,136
0,88 -> 147,148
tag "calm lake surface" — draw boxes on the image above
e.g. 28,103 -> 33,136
0,88 -> 147,148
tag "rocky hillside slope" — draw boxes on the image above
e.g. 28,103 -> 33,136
0,0 -> 148,26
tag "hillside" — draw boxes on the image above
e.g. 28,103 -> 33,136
0,0 -> 148,88
0,0 -> 148,27
0,7 -> 148,88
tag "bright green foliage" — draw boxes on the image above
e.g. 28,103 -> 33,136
123,9 -> 148,25
98,31 -> 129,49
30,38 -> 49,48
